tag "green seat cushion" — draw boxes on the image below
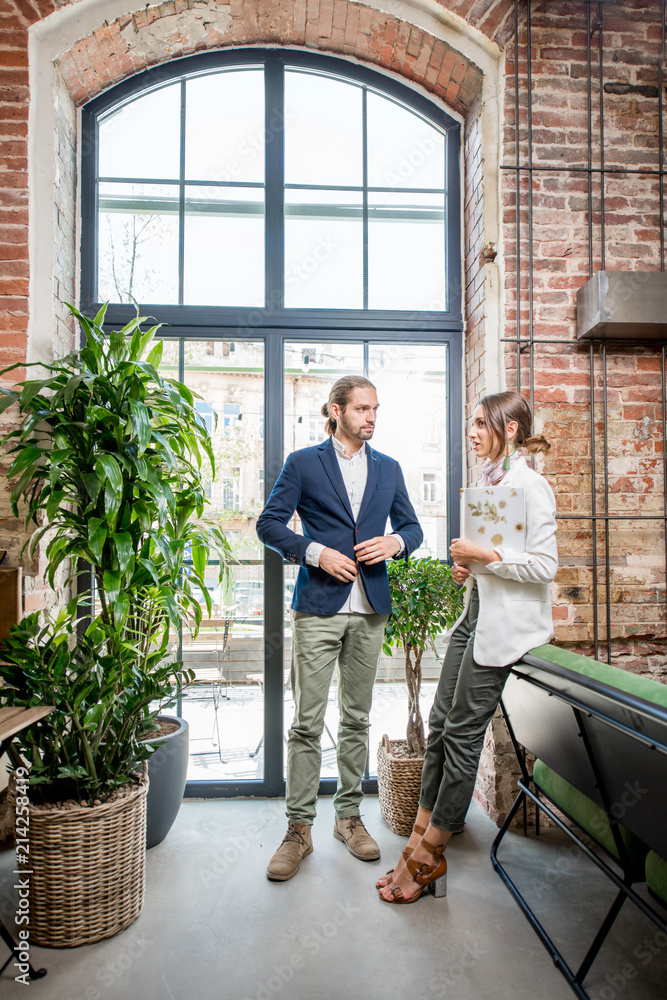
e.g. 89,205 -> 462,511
645,851 -> 667,904
528,644 -> 667,710
533,759 -> 648,877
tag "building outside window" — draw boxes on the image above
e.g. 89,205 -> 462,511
422,471 -> 439,503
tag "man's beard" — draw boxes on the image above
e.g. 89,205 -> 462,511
338,412 -> 374,441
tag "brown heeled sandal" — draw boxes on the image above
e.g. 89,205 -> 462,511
380,838 -> 448,904
375,824 -> 426,889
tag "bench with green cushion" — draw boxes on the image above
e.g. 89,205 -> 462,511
529,642 -> 667,889
491,642 -> 667,1000
646,851 -> 667,906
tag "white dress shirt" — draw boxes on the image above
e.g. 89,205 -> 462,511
305,436 -> 404,614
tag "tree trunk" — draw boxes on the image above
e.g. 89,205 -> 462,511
405,643 -> 426,754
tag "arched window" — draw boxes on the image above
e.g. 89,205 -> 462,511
81,50 -> 463,797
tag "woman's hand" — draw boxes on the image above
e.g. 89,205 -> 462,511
451,563 -> 471,586
450,537 -> 501,567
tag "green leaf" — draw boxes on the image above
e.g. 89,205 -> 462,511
7,444 -> 46,477
88,519 -> 107,562
104,481 -> 121,524
17,378 -> 52,410
83,704 -> 105,730
112,590 -> 130,627
146,340 -> 164,369
95,454 -> 123,493
109,329 -> 128,362
128,398 -> 151,455
102,569 -> 121,602
191,541 -> 207,578
82,473 -> 102,505
63,374 -> 86,405
0,391 -> 18,415
137,558 -> 160,585
93,302 -> 109,327
114,532 -> 134,574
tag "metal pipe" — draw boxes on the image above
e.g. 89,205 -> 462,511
527,0 -> 535,412
602,342 -> 611,661
660,0 -> 665,271
590,342 -> 599,660
598,3 -> 606,271
662,344 -> 667,644
587,3 -> 594,277
514,0 -> 522,391
499,164 -> 667,176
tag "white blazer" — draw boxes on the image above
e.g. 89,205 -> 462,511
450,456 -> 558,667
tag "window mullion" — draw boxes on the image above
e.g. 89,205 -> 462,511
178,79 -> 187,306
265,57 -> 285,309
362,87 -> 369,311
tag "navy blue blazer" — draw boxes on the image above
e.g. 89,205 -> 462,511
256,436 -> 423,615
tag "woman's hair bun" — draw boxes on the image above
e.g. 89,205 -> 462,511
523,433 -> 551,455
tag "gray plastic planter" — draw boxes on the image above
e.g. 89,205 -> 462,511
145,715 -> 189,850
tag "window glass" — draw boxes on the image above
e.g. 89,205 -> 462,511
180,341 -> 266,784
285,71 -> 363,187
285,189 -> 363,309
98,182 -> 179,304
93,64 -> 452,313
368,192 -> 446,311
367,92 -> 445,190
185,70 -> 265,184
99,84 -> 181,180
183,186 -> 265,306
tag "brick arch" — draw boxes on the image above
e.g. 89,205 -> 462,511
8,0 -> 514,41
56,1 -> 484,116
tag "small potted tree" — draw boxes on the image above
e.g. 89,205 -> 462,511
0,304 -> 230,945
377,556 -> 463,835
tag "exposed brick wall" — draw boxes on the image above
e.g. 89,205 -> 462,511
0,6 -> 30,371
476,0 -> 667,830
502,0 -> 666,679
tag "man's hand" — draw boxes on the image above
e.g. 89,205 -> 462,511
319,547 -> 359,581
354,535 -> 402,566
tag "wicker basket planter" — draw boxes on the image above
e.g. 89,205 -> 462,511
377,734 -> 425,836
10,766 -> 148,948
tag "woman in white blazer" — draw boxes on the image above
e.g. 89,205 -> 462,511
378,391 -> 558,904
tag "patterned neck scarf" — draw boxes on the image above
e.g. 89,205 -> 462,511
479,446 -> 521,486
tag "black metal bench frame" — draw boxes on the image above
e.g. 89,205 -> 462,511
490,652 -> 667,1000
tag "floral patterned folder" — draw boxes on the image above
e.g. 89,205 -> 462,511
460,486 -> 526,574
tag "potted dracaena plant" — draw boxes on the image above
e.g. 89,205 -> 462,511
377,556 -> 463,835
0,303 -> 231,946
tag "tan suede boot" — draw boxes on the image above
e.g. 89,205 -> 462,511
266,822 -> 313,881
333,815 -> 380,861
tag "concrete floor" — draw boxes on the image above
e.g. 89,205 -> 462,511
1,796 -> 665,1000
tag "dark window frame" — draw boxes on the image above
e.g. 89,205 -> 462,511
80,49 -> 464,799
81,48 -> 462,328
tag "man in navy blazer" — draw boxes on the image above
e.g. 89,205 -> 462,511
257,376 -> 423,881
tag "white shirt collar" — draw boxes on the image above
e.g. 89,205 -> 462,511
332,436 -> 365,461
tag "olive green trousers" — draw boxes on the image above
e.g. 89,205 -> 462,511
286,610 -> 388,824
